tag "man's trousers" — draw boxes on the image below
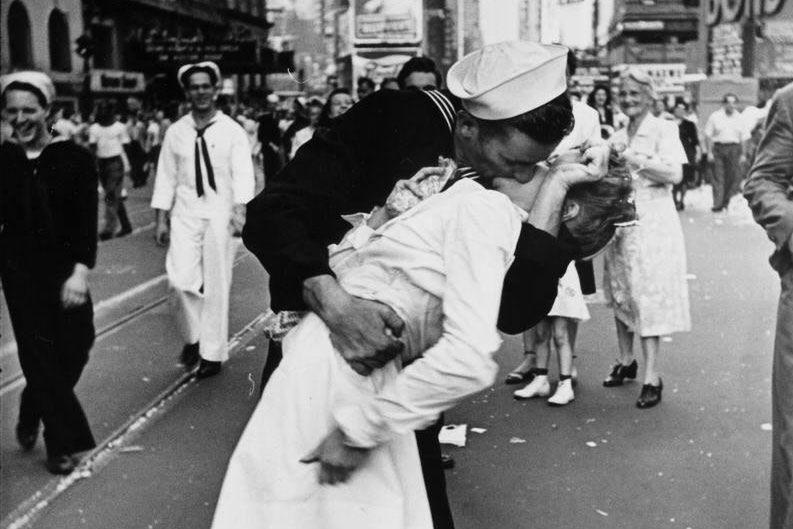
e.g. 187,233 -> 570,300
771,267 -> 793,529
711,143 -> 743,210
166,214 -> 237,362
2,266 -> 96,458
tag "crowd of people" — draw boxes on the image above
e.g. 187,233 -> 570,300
1,38 -> 792,529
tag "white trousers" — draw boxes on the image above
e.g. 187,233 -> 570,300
166,214 -> 237,362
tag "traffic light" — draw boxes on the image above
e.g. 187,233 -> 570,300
75,34 -> 95,59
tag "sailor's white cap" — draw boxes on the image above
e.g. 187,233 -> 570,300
447,41 -> 569,120
177,61 -> 221,89
1,71 -> 56,106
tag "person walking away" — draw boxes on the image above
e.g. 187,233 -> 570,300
0,72 -> 98,474
601,69 -> 691,408
125,111 -> 148,188
151,61 -> 254,379
289,98 -> 323,159
88,104 -> 133,240
257,93 -> 283,182
145,110 -> 165,184
743,82 -> 793,529
672,101 -> 701,210
704,93 -> 750,212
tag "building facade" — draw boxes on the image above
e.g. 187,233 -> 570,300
1,0 -> 86,110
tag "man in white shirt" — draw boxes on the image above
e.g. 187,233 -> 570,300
704,93 -> 750,212
151,61 -> 255,379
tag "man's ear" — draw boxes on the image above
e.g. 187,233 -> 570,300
561,200 -> 580,222
455,110 -> 478,141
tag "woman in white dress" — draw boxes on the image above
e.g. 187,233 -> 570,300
211,162 -> 634,529
601,69 -> 691,409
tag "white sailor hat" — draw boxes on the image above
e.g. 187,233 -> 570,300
447,41 -> 569,120
177,61 -> 221,89
0,71 -> 56,106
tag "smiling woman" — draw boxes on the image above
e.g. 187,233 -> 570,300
0,71 -> 98,475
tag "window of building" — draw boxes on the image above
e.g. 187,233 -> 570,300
8,0 -> 34,69
49,9 -> 72,72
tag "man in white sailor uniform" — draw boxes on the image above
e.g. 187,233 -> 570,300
151,61 -> 255,379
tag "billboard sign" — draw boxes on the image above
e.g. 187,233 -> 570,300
354,0 -> 422,45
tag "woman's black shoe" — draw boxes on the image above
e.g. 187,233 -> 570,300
15,423 -> 38,451
603,360 -> 638,387
505,368 -> 537,385
636,380 -> 663,409
46,455 -> 78,475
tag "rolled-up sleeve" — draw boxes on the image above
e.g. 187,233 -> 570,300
230,126 -> 255,205
150,128 -> 178,211
333,193 -> 520,448
743,90 -> 793,270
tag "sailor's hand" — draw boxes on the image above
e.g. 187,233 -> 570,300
154,221 -> 169,246
230,204 -> 246,236
300,427 -> 370,485
61,265 -> 89,309
581,142 -> 609,180
303,276 -> 404,376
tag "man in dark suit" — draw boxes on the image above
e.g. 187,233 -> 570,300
744,82 -> 793,529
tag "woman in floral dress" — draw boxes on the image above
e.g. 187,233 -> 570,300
602,69 -> 691,409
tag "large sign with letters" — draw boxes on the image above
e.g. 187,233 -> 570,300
707,0 -> 785,25
90,70 -> 145,93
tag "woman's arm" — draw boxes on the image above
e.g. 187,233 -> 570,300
331,192 -> 521,448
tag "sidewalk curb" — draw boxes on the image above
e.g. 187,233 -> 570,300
1,312 -> 270,529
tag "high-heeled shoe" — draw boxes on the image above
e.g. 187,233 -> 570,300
603,360 -> 638,387
505,352 -> 537,385
636,379 -> 663,409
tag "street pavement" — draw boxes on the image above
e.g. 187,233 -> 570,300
0,185 -> 780,529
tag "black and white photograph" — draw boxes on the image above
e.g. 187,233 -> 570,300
1,0 -> 792,527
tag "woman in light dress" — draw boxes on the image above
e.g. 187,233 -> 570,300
211,161 -> 634,529
601,69 -> 691,409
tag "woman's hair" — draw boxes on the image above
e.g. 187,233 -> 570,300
565,151 -> 636,257
318,88 -> 352,127
475,92 -> 575,146
619,69 -> 656,99
586,84 -> 611,108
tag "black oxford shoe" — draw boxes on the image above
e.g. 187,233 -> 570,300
603,360 -> 638,387
16,422 -> 38,451
46,455 -> 78,475
180,343 -> 200,368
196,359 -> 222,379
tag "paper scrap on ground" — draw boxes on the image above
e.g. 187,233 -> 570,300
762,423 -> 773,431
509,437 -> 527,444
595,509 -> 608,516
439,424 -> 467,447
586,441 -> 597,448
470,427 -> 487,434
120,445 -> 144,453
